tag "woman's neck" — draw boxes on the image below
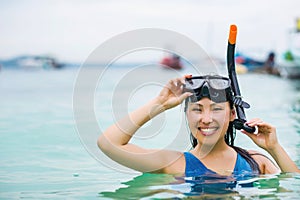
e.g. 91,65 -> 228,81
192,140 -> 232,159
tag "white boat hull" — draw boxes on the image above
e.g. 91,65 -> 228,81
278,61 -> 300,78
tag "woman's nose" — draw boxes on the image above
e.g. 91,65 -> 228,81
200,111 -> 213,124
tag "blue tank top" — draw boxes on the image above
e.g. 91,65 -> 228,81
184,152 -> 253,177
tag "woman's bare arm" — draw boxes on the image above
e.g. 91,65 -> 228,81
243,119 -> 300,173
97,78 -> 191,173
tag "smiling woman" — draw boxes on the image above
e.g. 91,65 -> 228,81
97,74 -> 300,177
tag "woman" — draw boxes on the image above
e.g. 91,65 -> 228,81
97,75 -> 300,176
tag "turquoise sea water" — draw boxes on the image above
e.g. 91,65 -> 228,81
0,66 -> 299,199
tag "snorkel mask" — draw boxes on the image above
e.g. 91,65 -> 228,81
183,75 -> 233,104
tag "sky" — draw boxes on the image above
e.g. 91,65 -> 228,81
0,0 -> 299,63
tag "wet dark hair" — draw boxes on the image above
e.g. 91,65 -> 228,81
186,98 -> 261,174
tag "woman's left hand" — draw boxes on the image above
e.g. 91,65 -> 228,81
241,118 -> 279,152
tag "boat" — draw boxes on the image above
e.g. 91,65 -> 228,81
1,55 -> 65,70
159,53 -> 184,70
17,56 -> 64,69
277,18 -> 300,79
277,51 -> 300,78
235,52 -> 280,76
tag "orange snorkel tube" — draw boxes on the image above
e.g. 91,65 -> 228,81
227,25 -> 256,133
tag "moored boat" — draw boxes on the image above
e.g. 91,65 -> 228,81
277,18 -> 300,79
160,54 -> 184,70
277,51 -> 300,78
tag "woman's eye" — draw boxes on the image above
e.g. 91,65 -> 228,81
192,108 -> 201,112
213,107 -> 223,111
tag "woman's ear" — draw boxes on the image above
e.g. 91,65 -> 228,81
230,108 -> 236,122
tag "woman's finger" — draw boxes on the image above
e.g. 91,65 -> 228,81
246,118 -> 264,127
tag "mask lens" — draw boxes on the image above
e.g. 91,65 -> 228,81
209,78 -> 230,90
185,79 -> 205,90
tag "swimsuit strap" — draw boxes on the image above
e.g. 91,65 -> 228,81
233,153 -> 253,174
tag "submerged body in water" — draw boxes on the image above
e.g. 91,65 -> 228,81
100,172 -> 295,199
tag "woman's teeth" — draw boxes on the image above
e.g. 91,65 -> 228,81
198,127 -> 217,135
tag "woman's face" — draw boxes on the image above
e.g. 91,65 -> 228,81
186,98 -> 235,146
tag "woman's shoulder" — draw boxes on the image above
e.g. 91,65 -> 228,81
247,149 -> 280,174
247,149 -> 270,162
159,151 -> 185,175
247,149 -> 261,155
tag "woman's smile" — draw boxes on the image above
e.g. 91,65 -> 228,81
198,126 -> 219,136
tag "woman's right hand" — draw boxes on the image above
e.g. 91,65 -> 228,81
241,118 -> 279,151
242,118 -> 300,173
156,77 -> 192,110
